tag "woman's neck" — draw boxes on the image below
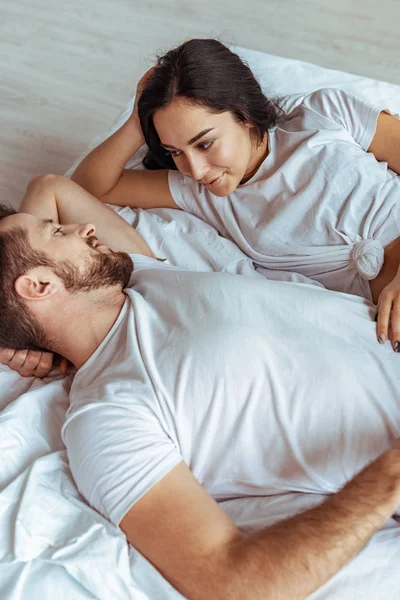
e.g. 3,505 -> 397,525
241,134 -> 269,184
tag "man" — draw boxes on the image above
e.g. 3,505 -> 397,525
0,173 -> 319,377
0,175 -> 399,599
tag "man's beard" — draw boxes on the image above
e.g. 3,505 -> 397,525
53,242 -> 133,293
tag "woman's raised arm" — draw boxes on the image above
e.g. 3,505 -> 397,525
71,115 -> 146,199
71,68 -> 179,211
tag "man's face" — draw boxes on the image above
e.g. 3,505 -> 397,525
0,213 -> 133,292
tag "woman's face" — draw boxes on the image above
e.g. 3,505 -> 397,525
152,98 -> 267,196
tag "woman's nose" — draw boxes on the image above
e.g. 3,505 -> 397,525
185,155 -> 208,181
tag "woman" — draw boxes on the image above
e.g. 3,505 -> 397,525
72,38 -> 400,349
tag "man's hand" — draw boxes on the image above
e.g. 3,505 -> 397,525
0,348 -> 69,378
376,267 -> 400,351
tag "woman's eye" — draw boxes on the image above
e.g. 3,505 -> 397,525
54,227 -> 64,235
166,150 -> 182,158
165,141 -> 213,158
198,141 -> 213,151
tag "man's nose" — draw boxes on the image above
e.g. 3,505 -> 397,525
77,223 -> 96,239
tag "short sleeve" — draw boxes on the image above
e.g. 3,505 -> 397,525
168,169 -> 198,212
300,88 -> 386,151
63,404 -> 182,526
168,170 -> 230,236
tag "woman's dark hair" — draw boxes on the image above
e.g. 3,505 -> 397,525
138,38 -> 283,170
0,204 -> 51,351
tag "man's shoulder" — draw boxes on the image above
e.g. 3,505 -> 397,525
67,367 -> 156,430
126,255 -> 183,288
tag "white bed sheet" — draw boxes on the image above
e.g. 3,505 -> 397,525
2,46 -> 400,599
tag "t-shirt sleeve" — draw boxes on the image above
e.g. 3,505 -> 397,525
168,169 -> 201,213
63,403 -> 183,527
300,88 -> 387,151
168,170 -> 230,236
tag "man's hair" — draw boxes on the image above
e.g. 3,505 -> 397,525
0,204 -> 52,350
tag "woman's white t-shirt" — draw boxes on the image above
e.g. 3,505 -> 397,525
168,88 -> 400,300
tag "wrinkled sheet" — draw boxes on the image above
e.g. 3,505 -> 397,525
2,46 -> 400,599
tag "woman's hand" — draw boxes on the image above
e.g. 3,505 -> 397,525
0,348 -> 70,378
132,66 -> 156,125
376,267 -> 400,352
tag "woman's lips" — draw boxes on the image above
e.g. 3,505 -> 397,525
205,172 -> 224,186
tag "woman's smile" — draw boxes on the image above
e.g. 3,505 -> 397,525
203,172 -> 225,187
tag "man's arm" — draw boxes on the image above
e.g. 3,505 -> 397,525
368,111 -> 400,175
120,445 -> 400,600
20,174 -> 155,256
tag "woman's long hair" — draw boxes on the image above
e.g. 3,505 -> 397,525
138,38 -> 283,170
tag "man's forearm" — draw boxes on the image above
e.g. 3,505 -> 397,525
20,174 -> 154,257
215,449 -> 400,600
71,116 -> 144,198
20,175 -> 59,222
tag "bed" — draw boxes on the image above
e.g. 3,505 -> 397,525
1,46 -> 400,599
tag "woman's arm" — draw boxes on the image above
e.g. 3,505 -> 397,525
71,116 -> 178,210
368,112 -> 400,174
71,115 -> 145,198
71,68 -> 179,210
71,70 -> 149,198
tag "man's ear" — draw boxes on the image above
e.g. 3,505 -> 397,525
14,266 -> 61,301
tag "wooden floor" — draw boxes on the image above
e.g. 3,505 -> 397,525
2,0 -> 400,208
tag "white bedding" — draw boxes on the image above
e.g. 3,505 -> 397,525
2,46 -> 400,599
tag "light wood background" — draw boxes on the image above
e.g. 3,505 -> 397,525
1,0 -> 400,208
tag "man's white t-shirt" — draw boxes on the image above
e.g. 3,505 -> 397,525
168,88 -> 400,301
62,258 -> 400,527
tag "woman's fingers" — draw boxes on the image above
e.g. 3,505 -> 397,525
376,295 -> 392,345
137,66 -> 156,91
133,66 -> 156,116
376,292 -> 400,351
390,297 -> 400,352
